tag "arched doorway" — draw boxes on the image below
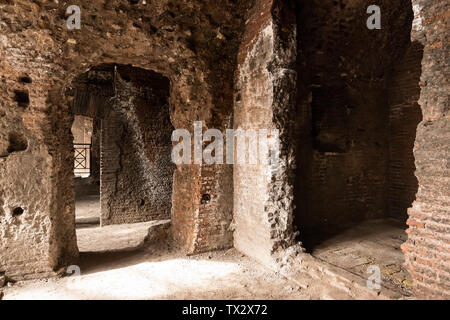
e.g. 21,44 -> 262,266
293,0 -> 423,295
67,64 -> 175,254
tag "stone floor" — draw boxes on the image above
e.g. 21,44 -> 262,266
76,220 -> 171,253
75,194 -> 100,225
2,247 -> 319,300
0,218 -> 352,300
311,219 -> 413,296
1,216 -> 414,300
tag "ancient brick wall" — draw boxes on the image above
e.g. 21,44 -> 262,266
402,0 -> 450,299
233,0 -> 275,265
233,0 -> 299,266
172,129 -> 235,254
0,0 -> 248,280
1,0 -> 448,297
100,69 -> 174,225
0,12 -> 78,279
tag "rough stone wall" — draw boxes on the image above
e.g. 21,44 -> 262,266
0,0 -> 249,280
387,42 -> 424,222
402,0 -> 450,299
233,0 -> 274,265
233,4 -> 449,303
233,0 -> 299,266
234,0 -> 449,299
100,68 -> 174,225
0,9 -> 78,280
1,0 -> 447,297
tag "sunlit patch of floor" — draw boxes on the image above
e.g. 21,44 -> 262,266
2,249 -> 314,300
76,220 -> 170,253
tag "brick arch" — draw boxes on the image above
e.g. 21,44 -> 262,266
44,56 -> 231,274
1,43 -> 235,283
0,0 -> 248,280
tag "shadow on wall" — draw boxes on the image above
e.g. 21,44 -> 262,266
292,0 -> 423,251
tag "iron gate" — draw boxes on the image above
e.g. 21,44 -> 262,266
74,143 -> 91,176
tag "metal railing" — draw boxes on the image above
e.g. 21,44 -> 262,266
74,143 -> 91,176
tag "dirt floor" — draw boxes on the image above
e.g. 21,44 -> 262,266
76,220 -> 171,252
1,217 -> 413,300
2,219 -> 318,300
75,194 -> 100,225
75,181 -> 100,226
2,249 -> 316,300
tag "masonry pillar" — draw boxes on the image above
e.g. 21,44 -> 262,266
402,0 -> 450,299
233,0 -> 299,266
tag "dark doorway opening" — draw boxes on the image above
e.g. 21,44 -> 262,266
293,0 -> 423,295
68,64 -> 175,255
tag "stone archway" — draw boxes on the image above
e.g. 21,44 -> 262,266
69,64 -> 175,227
0,0 -> 245,280
232,0 -> 448,299
41,57 -> 234,276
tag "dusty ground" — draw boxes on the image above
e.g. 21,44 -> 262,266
2,218 -> 412,300
3,187 -> 314,300
75,193 -> 100,225
2,248 -> 315,300
2,220 -> 315,300
76,220 -> 170,252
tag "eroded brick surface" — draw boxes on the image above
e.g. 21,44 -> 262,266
402,0 -> 450,299
0,0 -> 249,280
0,0 -> 448,299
